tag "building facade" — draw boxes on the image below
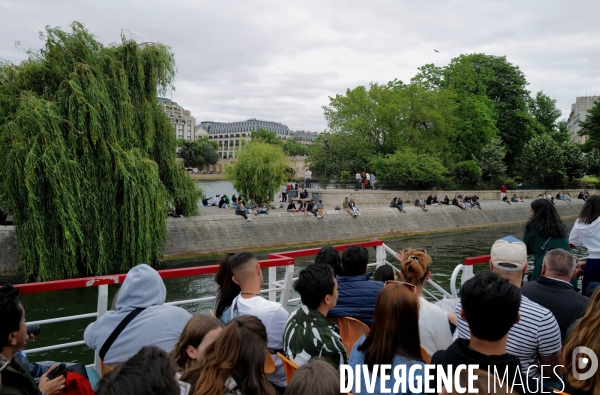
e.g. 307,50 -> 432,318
199,119 -> 292,159
158,98 -> 196,141
567,96 -> 599,144
290,130 -> 318,146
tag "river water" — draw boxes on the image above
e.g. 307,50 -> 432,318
20,211 -> 583,365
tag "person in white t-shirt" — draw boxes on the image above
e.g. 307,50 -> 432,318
454,236 -> 563,384
229,251 -> 289,390
304,168 -> 312,189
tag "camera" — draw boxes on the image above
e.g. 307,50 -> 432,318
26,323 -> 40,336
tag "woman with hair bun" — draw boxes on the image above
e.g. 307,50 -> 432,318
400,249 -> 453,357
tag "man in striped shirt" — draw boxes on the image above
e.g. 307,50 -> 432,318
455,236 -> 563,383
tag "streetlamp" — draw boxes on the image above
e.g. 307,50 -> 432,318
323,138 -> 330,190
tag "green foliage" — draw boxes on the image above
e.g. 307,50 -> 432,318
322,80 -> 457,159
586,149 -> 600,176
282,138 -> 308,156
454,161 -> 482,186
552,121 -> 571,144
0,23 -> 201,280
251,128 -> 282,145
474,137 -> 507,180
176,137 -> 219,168
580,99 -> 600,152
340,171 -> 351,182
370,149 -> 449,189
528,91 -> 562,134
503,178 -> 518,190
306,133 -> 375,179
416,54 -> 532,173
561,143 -> 587,181
225,142 -> 287,203
519,134 -> 566,185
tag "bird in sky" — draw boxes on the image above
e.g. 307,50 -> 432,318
433,49 -> 440,53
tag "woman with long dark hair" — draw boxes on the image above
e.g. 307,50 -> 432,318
214,254 -> 241,325
182,315 -> 276,395
347,283 -> 425,394
524,199 -> 573,284
569,195 -> 600,295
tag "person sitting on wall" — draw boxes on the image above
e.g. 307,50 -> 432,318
84,264 -> 192,365
211,194 -> 221,206
343,197 -> 356,218
396,197 -> 406,213
452,196 -> 459,207
287,202 -> 300,213
306,199 -> 318,217
519,194 -> 525,202
298,200 -> 308,216
443,195 -> 450,205
316,200 -> 325,219
349,199 -> 361,216
218,195 -> 227,208
328,246 -> 384,326
256,201 -> 269,215
299,189 -> 309,199
426,195 -> 433,205
390,197 -> 398,207
511,194 -> 519,203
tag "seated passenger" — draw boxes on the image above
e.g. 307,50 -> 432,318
431,271 -> 551,395
314,246 -> 342,276
0,284 -> 66,395
400,249 -> 453,357
181,316 -> 276,395
229,252 -> 288,390
454,236 -> 563,384
374,264 -> 396,282
214,254 -> 241,325
348,282 -> 425,394
96,346 -> 180,395
284,358 -> 340,395
84,264 -> 192,365
170,315 -> 222,371
521,248 -> 589,341
328,246 -> 384,326
283,264 -> 347,367
563,287 -> 600,395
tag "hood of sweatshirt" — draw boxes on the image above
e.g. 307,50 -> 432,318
573,217 -> 600,237
116,264 -> 166,310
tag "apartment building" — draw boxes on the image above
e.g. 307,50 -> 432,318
567,96 -> 599,144
158,97 -> 196,141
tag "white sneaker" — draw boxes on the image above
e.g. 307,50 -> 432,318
247,218 -> 251,222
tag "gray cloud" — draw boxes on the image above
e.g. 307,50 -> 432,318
1,0 -> 599,132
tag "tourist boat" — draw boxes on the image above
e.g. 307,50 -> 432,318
11,239 -> 566,387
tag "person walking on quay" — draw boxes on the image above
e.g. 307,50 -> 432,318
370,173 -> 376,189
280,185 -> 287,203
304,168 -> 312,189
524,199 -> 572,284
500,184 -> 507,201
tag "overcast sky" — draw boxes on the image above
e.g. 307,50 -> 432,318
2,1 -> 600,132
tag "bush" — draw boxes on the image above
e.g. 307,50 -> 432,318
454,160 -> 481,186
370,149 -> 449,189
503,178 -> 518,190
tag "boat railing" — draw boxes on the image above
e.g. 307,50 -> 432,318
14,240 -> 384,373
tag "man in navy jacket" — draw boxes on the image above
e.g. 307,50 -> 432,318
327,246 -> 383,326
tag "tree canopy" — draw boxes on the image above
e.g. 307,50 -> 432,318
225,142 -> 287,203
0,23 -> 201,280
306,133 -> 375,179
176,137 -> 219,168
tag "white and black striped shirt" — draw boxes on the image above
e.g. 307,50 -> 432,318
455,295 -> 562,379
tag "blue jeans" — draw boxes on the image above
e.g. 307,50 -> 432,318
583,258 -> 600,296
396,204 -> 404,212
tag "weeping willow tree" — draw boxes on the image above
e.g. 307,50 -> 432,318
0,22 -> 201,281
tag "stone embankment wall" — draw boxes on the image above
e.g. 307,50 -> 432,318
0,198 -> 587,274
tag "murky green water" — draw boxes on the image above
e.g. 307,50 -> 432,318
21,220 -> 584,365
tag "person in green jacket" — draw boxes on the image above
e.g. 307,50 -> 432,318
524,199 -> 576,286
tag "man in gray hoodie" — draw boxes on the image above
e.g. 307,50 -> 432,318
84,264 -> 192,364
